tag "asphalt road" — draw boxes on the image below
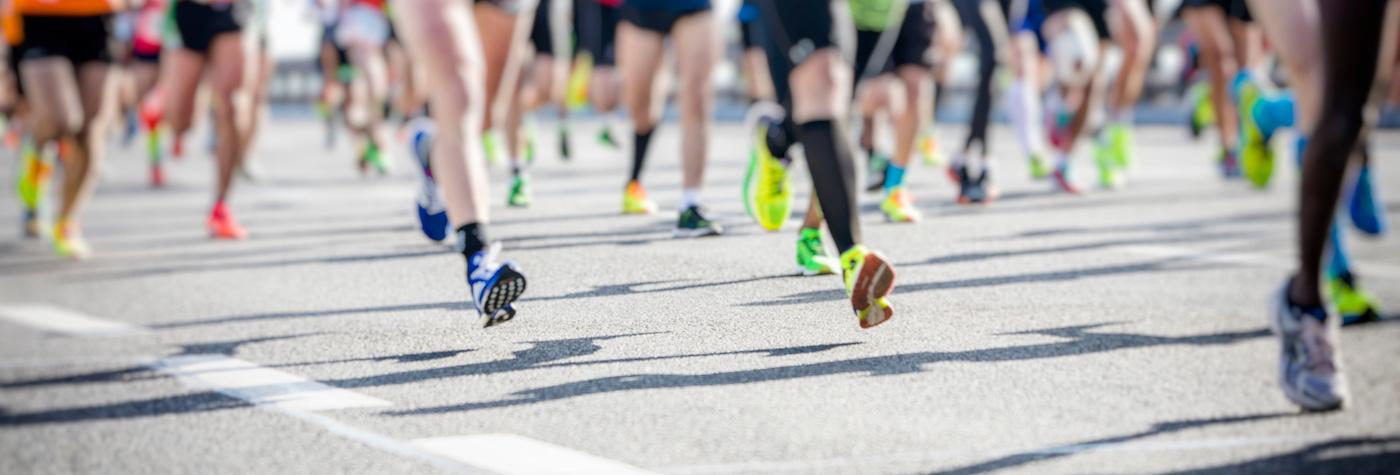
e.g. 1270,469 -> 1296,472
1,118 -> 1398,474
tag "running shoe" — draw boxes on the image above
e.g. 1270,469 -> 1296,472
557,127 -> 569,162
1236,77 -> 1275,189
151,161 -> 166,188
622,181 -> 657,215
1105,123 -> 1134,170
508,174 -> 531,207
16,140 -> 50,223
1346,163 -> 1387,236
207,203 -> 248,240
674,205 -> 723,238
147,128 -> 165,188
408,120 -> 450,242
467,242 -> 527,328
1218,148 -> 1242,180
1027,152 -> 1050,180
1188,81 -> 1215,139
1268,280 -> 1346,411
598,126 -> 618,149
841,245 -> 895,329
1093,133 -> 1125,190
881,187 -> 922,222
364,142 -> 391,175
865,151 -> 889,192
51,220 -> 90,261
566,52 -> 593,110
796,227 -> 838,276
483,131 -> 501,165
956,165 -> 991,205
1328,272 -> 1381,326
918,131 -> 943,166
1050,158 -> 1081,195
742,114 -> 793,231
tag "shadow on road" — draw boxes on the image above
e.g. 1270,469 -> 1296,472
387,322 -> 1268,416
1159,437 -> 1400,474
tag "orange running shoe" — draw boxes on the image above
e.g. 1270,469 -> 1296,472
207,203 -> 248,240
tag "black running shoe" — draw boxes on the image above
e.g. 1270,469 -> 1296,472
957,165 -> 989,205
674,206 -> 723,238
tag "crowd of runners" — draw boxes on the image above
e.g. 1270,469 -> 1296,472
2,0 -> 1395,413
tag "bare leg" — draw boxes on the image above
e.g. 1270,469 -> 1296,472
671,12 -> 716,194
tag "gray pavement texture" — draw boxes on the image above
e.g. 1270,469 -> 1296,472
1,119 -> 1398,475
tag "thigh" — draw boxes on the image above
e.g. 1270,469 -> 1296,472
615,22 -> 665,94
671,11 -> 717,87
75,62 -> 115,125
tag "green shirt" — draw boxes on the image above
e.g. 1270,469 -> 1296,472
849,0 -> 907,32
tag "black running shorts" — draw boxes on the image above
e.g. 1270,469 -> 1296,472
174,1 -> 246,54
620,3 -> 709,35
18,15 -> 113,66
1043,0 -> 1110,39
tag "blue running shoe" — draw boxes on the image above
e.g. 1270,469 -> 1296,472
409,119 -> 449,242
467,242 -> 527,328
1268,280 -> 1347,411
1347,163 -> 1387,236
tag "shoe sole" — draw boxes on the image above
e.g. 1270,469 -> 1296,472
852,252 -> 896,329
480,267 -> 527,328
673,227 -> 723,239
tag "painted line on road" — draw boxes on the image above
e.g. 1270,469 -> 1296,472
413,434 -> 657,475
153,354 -> 393,411
0,303 -> 148,336
1118,244 -> 1400,279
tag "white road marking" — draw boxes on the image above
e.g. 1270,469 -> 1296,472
153,354 -> 392,411
413,433 -> 657,475
0,303 -> 147,336
1119,244 -> 1400,279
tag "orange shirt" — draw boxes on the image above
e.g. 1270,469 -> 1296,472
2,4 -> 21,45
14,0 -> 117,16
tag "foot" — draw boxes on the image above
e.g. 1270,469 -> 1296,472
1105,124 -> 1134,170
795,227 -> 838,276
865,152 -> 889,192
558,128 -> 570,162
743,113 -> 794,232
364,143 -> 391,175
1188,81 -> 1215,140
482,131 -> 501,166
52,221 -> 91,261
674,205 -> 723,238
16,143 -> 51,213
1236,78 -> 1275,189
1219,148 -> 1242,180
1092,135 -> 1125,190
468,242 -> 527,328
1346,163 -> 1387,236
597,126 -> 618,149
1028,152 -> 1050,180
841,245 -> 895,329
1269,280 -> 1347,411
881,187 -> 922,222
21,209 -> 44,239
508,174 -> 532,208
207,204 -> 249,240
956,165 -> 992,205
408,120 -> 449,242
1050,159 -> 1081,194
622,181 -> 657,215
918,132 -> 943,166
1328,272 -> 1382,326
150,161 -> 165,188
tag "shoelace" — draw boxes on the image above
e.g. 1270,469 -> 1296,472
765,158 -> 786,197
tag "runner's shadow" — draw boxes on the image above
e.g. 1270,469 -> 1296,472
896,231 -> 1251,268
1000,209 -> 1290,240
739,257 -> 1223,307
386,322 -> 1268,416
150,301 -> 466,330
67,248 -> 446,283
0,334 -> 317,390
1157,437 -> 1400,474
520,273 -> 796,303
934,412 -> 1300,474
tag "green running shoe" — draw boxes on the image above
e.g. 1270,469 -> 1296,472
1237,80 -> 1275,189
597,126 -> 618,149
1328,272 -> 1381,325
1106,124 -> 1134,170
363,142 -> 390,175
1092,138 -> 1124,190
1189,81 -> 1215,139
508,174 -> 531,207
742,120 -> 794,231
1027,152 -> 1050,180
673,205 -> 723,238
795,227 -> 838,276
840,245 -> 895,329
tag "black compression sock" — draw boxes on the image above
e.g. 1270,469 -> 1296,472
798,119 -> 862,254
630,129 -> 653,183
456,223 -> 487,258
766,116 -> 797,159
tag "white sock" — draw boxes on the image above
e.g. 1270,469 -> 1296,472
681,188 -> 700,210
510,158 -> 523,176
1007,79 -> 1046,156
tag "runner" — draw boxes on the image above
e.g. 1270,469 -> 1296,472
949,0 -> 1011,204
1263,0 -> 1392,412
313,0 -> 347,150
751,0 -> 896,327
14,0 -> 125,259
1004,0 -> 1054,181
507,0 -> 572,207
1178,0 -> 1257,181
4,0 -> 54,240
128,0 -> 167,187
851,0 -> 937,216
336,0 -> 394,175
393,0 -> 529,327
574,0 -> 622,149
1243,0 -> 1384,326
616,0 -> 722,237
1039,0 -> 1155,191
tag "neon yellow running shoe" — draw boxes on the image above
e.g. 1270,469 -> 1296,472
1236,80 -> 1275,189
622,180 -> 657,215
483,131 -> 501,165
1106,123 -> 1134,170
1027,152 -> 1050,180
879,187 -> 921,223
840,245 -> 895,329
1328,272 -> 1381,325
566,52 -> 593,110
1093,135 -> 1124,190
918,131 -> 943,166
1189,81 -> 1215,139
52,220 -> 91,261
742,121 -> 793,231
796,228 -> 838,276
